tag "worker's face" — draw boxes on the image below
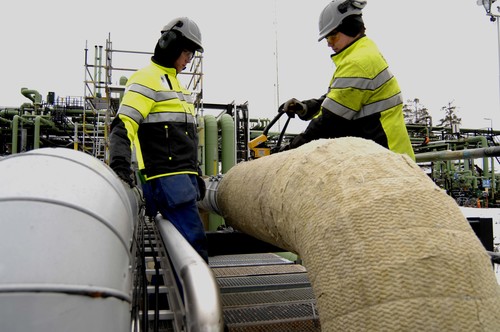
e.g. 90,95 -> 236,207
326,31 -> 351,53
174,50 -> 194,73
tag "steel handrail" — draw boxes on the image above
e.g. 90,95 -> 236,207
155,215 -> 224,332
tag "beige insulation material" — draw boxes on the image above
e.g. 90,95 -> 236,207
217,137 -> 500,331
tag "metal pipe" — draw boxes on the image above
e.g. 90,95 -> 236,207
0,148 -> 139,332
34,116 -> 41,149
204,115 -> 218,176
415,145 -> 500,162
155,215 -> 223,332
463,136 -> 489,175
74,121 -> 79,150
0,109 -> 20,117
0,117 -> 11,125
20,87 -> 42,106
198,175 -> 223,215
33,116 -> 54,149
218,114 -> 236,173
11,115 -> 19,154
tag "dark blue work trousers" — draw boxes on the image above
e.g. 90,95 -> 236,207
146,174 -> 208,262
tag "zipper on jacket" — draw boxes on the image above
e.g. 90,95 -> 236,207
165,125 -> 172,161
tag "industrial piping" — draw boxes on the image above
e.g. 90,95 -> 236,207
0,148 -> 139,332
200,137 -> 500,331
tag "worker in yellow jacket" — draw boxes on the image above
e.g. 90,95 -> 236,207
282,0 -> 415,160
109,17 -> 208,262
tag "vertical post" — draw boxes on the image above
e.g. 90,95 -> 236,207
497,12 -> 500,115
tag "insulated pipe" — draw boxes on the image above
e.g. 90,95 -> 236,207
0,148 -> 139,332
203,137 -> 500,331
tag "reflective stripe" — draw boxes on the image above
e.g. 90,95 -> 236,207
145,170 -> 198,181
322,92 -> 403,120
117,105 -> 144,124
143,112 -> 196,124
361,93 -> 403,118
331,67 -> 393,90
322,98 -> 358,120
128,83 -> 193,103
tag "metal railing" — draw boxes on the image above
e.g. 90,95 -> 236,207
155,215 -> 224,332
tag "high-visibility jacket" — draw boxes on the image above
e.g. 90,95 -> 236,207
291,36 -> 415,160
109,61 -> 199,181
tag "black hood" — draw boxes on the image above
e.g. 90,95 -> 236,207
151,34 -> 199,68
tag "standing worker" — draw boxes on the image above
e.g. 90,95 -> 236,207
109,17 -> 208,262
281,0 -> 415,160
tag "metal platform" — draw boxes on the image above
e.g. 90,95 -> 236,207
210,253 -> 321,332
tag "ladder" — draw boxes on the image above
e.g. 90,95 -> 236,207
133,218 -> 185,331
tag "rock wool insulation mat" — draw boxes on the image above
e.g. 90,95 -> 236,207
216,137 -> 500,331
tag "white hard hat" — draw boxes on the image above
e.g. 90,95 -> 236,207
161,17 -> 203,52
318,0 -> 367,41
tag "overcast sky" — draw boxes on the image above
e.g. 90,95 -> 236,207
1,0 -> 499,134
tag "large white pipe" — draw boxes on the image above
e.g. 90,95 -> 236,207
0,148 -> 139,332
209,137 -> 500,331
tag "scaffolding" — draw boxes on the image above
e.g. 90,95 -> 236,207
83,33 -> 204,163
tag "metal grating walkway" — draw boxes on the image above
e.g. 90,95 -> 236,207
209,253 -> 321,331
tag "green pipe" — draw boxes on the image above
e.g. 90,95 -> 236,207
0,109 -> 20,117
218,114 -> 236,173
11,115 -> 31,154
0,117 -> 11,125
465,136 -> 489,176
34,117 -> 41,149
204,115 -> 218,176
33,116 -> 55,149
416,146 -> 500,162
20,88 -> 42,106
463,176 -> 478,190
204,114 -> 224,231
119,76 -> 128,103
11,115 -> 18,154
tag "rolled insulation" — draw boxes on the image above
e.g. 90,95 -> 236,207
216,137 -> 500,331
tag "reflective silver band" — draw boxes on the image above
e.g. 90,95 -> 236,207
143,112 -> 196,124
330,67 -> 393,91
117,105 -> 196,125
128,83 -> 194,103
117,105 -> 144,124
322,92 -> 403,120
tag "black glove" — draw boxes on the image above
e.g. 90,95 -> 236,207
282,98 -> 307,117
271,144 -> 290,154
114,168 -> 135,188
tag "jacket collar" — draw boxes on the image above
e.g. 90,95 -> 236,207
151,59 -> 177,77
331,34 -> 367,62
